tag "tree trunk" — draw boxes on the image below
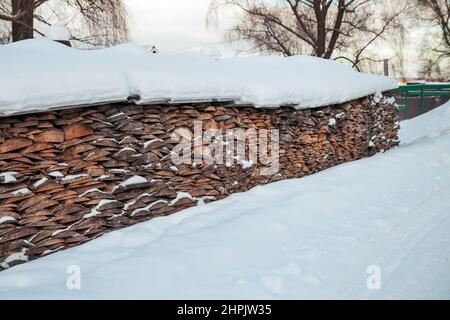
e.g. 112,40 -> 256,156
324,0 -> 346,59
12,0 -> 34,42
314,2 -> 326,57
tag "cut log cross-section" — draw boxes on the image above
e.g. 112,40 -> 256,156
0,138 -> 32,153
63,124 -> 93,141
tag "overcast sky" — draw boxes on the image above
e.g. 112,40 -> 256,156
124,0 -> 422,77
126,0 -> 235,53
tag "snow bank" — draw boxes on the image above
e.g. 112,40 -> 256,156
0,105 -> 449,299
399,101 -> 450,145
0,39 -> 398,116
44,26 -> 71,41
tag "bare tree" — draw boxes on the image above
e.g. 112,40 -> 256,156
417,0 -> 450,73
0,0 -> 129,46
209,0 -> 408,70
333,0 -> 410,74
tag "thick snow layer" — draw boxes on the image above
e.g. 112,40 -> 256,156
399,101 -> 450,145
44,26 -> 71,41
0,103 -> 449,299
0,39 -> 398,116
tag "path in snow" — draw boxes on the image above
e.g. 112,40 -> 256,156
0,103 -> 449,299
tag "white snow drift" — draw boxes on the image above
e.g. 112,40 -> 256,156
399,101 -> 450,145
44,26 -> 71,42
0,102 -> 449,299
0,39 -> 397,116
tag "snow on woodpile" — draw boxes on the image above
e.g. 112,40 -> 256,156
0,98 -> 400,270
0,39 -> 398,116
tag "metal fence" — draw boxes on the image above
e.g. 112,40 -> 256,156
396,83 -> 450,119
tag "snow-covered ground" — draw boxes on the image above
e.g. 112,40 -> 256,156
0,39 -> 397,116
399,101 -> 450,145
0,102 -> 449,300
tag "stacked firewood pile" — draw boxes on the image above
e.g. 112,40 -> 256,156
0,96 -> 399,269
